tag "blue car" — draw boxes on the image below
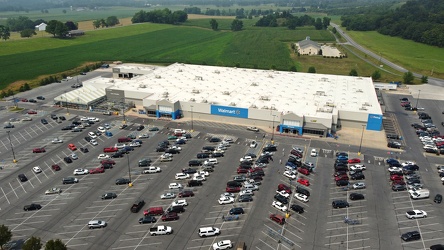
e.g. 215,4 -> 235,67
286,162 -> 297,169
337,155 -> 348,160
105,131 -> 113,137
386,158 -> 399,164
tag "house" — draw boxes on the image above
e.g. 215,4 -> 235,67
296,36 -> 321,55
35,23 -> 47,31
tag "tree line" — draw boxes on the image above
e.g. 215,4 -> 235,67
131,8 -> 188,24
340,0 -> 444,47
255,12 -> 330,30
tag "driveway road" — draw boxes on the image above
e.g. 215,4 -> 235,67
331,23 -> 444,87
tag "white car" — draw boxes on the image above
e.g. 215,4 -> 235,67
213,240 -> 233,250
218,196 -> 235,205
175,173 -> 190,180
405,210 -> 427,219
272,201 -> 287,212
193,175 -> 206,181
88,132 -> 97,138
408,183 -> 423,190
388,167 -> 402,172
160,192 -> 176,199
195,171 -> 209,177
244,184 -> 259,191
52,138 -> 63,144
247,126 -> 259,132
168,183 -> 183,189
80,116 -> 88,121
104,123 -> 111,130
250,140 -> 257,148
310,149 -> 317,157
97,154 -> 110,159
138,134 -> 149,139
45,187 -> 62,195
239,190 -> 254,196
32,166 -> 42,174
423,145 -> 437,150
172,199 -> 188,207
90,139 -> 98,146
97,126 -> 106,133
162,153 -> 173,159
142,167 -> 161,174
402,161 -> 415,166
295,193 -> 309,202
240,156 -> 253,162
276,190 -> 290,198
115,143 -> 126,149
221,192 -> 235,198
70,153 -> 78,160
21,116 -> 32,121
73,168 -> 89,175
350,164 -> 366,171
169,145 -> 182,151
353,182 -> 366,189
283,170 -> 297,179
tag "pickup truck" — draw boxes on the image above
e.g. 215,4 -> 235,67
149,225 -> 172,236
247,126 -> 259,132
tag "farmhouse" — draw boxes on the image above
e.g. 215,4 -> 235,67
55,63 -> 383,136
296,36 -> 321,55
35,23 -> 47,31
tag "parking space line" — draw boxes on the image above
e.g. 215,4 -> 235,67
348,246 -> 371,250
325,238 -> 370,245
32,172 -> 42,184
327,224 -> 368,230
111,242 -> 162,250
282,226 -> 303,240
80,209 -> 122,215
18,132 -> 27,141
9,221 -> 45,227
328,211 -> 367,218
326,230 -> 369,238
8,183 -> 19,198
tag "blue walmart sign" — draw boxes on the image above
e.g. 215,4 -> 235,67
211,105 -> 248,118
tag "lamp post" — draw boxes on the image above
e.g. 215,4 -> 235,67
271,114 -> 276,143
127,153 -> 132,187
64,91 -> 69,115
190,105 -> 194,132
415,90 -> 421,110
6,131 -> 17,163
121,99 -> 126,124
286,178 -> 292,218
358,125 -> 365,156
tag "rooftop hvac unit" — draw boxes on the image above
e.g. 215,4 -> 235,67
251,83 -> 258,86
214,70 -> 220,74
319,77 -> 329,82
189,98 -> 195,102
202,99 -> 208,103
250,104 -> 257,108
195,76 -> 203,80
316,91 -> 326,96
363,102 -> 372,106
109,80 -> 114,83
356,89 -> 363,93
359,107 -> 368,110
222,91 -> 230,95
192,89 -> 200,94
262,106 -> 269,109
260,96 -> 270,101
139,84 -> 146,88
229,102 -> 236,106
155,75 -> 161,79
178,69 -> 182,72
267,74 -> 273,78
162,92 -> 169,97
270,106 -> 276,110
325,102 -> 335,107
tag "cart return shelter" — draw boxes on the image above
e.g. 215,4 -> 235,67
63,63 -> 383,136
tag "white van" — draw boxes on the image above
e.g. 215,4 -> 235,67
204,158 -> 218,165
410,189 -> 430,199
198,227 -> 220,237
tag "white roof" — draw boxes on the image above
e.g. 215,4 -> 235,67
87,63 -> 382,117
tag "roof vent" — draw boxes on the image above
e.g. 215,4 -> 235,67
359,107 -> 368,110
270,106 -> 276,110
250,104 -> 257,108
195,76 -> 203,80
363,102 -> 372,106
356,89 -> 363,93
267,74 -> 273,78
178,69 -> 182,72
162,92 -> 169,97
109,79 -> 114,83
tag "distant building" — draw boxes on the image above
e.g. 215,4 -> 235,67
296,36 -> 321,55
67,30 -> 85,37
35,23 -> 47,31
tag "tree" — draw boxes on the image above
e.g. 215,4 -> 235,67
22,236 -> 42,250
106,16 -> 119,27
54,22 -> 68,37
0,224 -> 12,249
231,19 -> 243,31
308,66 -> 316,73
314,18 -> 323,30
0,25 -> 11,41
289,65 -> 297,72
372,70 -> 381,81
65,21 -> 77,31
45,239 -> 67,250
332,27 -> 337,34
349,69 -> 358,76
210,19 -> 218,30
92,20 -> 101,29
20,29 -> 36,38
24,83 -> 31,91
403,71 -> 414,84
421,75 -> 428,83
45,20 -> 59,37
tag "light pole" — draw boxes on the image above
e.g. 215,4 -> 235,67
121,99 -> 126,124
127,154 -> 132,187
415,90 -> 421,110
286,178 -> 292,218
358,125 -> 365,156
64,91 -> 69,115
7,131 -> 17,163
271,114 -> 276,143
190,105 -> 194,132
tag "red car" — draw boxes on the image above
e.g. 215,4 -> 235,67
226,186 -> 241,193
297,178 -> 310,186
51,164 -> 61,171
348,158 -> 361,164
89,166 -> 105,174
277,184 -> 292,194
237,168 -> 248,174
400,102 -> 410,107
68,143 -> 77,151
298,168 -> 310,175
103,147 -> 118,153
101,159 -> 116,165
178,190 -> 194,197
27,110 -> 37,115
392,179 -> 406,185
21,98 -> 28,102
161,212 -> 179,221
249,167 -> 264,173
390,175 -> 404,181
32,147 -> 46,153
335,175 -> 349,181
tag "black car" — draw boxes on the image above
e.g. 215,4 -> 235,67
274,194 -> 289,204
182,168 -> 197,174
238,195 -> 253,202
64,157 -> 72,163
188,160 -> 202,167
434,194 -> 442,204
290,204 -> 304,214
211,152 -> 224,158
249,171 -> 265,178
115,178 -> 131,185
349,193 -> 365,200
188,180 -> 203,187
167,205 -> 185,214
111,152 -> 124,158
62,177 -> 78,184
197,153 -> 210,159
406,179 -> 421,185
50,114 -> 58,120
401,231 -> 421,241
156,147 -> 166,152
137,125 -> 145,131
392,184 -> 407,191
101,193 -> 117,200
166,148 -> 180,154
350,172 -> 365,180
387,141 -> 401,149
209,137 -> 221,142
23,203 -> 42,211
61,126 -> 72,130
227,181 -> 243,187
176,139 -> 186,144
18,174 -> 28,182
332,200 -> 349,208
36,96 -> 45,100
263,145 -> 277,152
296,186 -> 310,197
80,147 -> 89,153
28,99 -> 37,103
139,216 -> 157,224
430,244 -> 444,250
404,165 -> 420,171
138,159 -> 151,167
102,163 -> 114,169
336,180 -> 349,186
59,116 -> 66,120
256,157 -> 269,164
229,207 -> 244,215
41,119 -> 48,124
84,136 -> 92,142
336,152 -> 348,157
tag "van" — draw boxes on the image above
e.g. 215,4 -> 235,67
235,242 -> 246,250
270,214 -> 285,225
204,158 -> 218,165
118,137 -> 131,143
144,206 -> 164,216
198,227 -> 220,237
410,189 -> 430,199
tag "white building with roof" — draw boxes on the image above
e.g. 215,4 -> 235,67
56,63 -> 383,136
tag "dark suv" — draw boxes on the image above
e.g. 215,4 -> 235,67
274,194 -> 289,204
188,160 -> 202,166
188,180 -> 203,187
349,193 -> 364,200
229,207 -> 244,215
296,186 -> 310,197
290,204 -> 304,214
167,205 -> 185,213
350,172 -> 365,180
332,200 -> 349,208
18,174 -> 28,182
401,231 -> 421,241
62,177 -> 78,184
